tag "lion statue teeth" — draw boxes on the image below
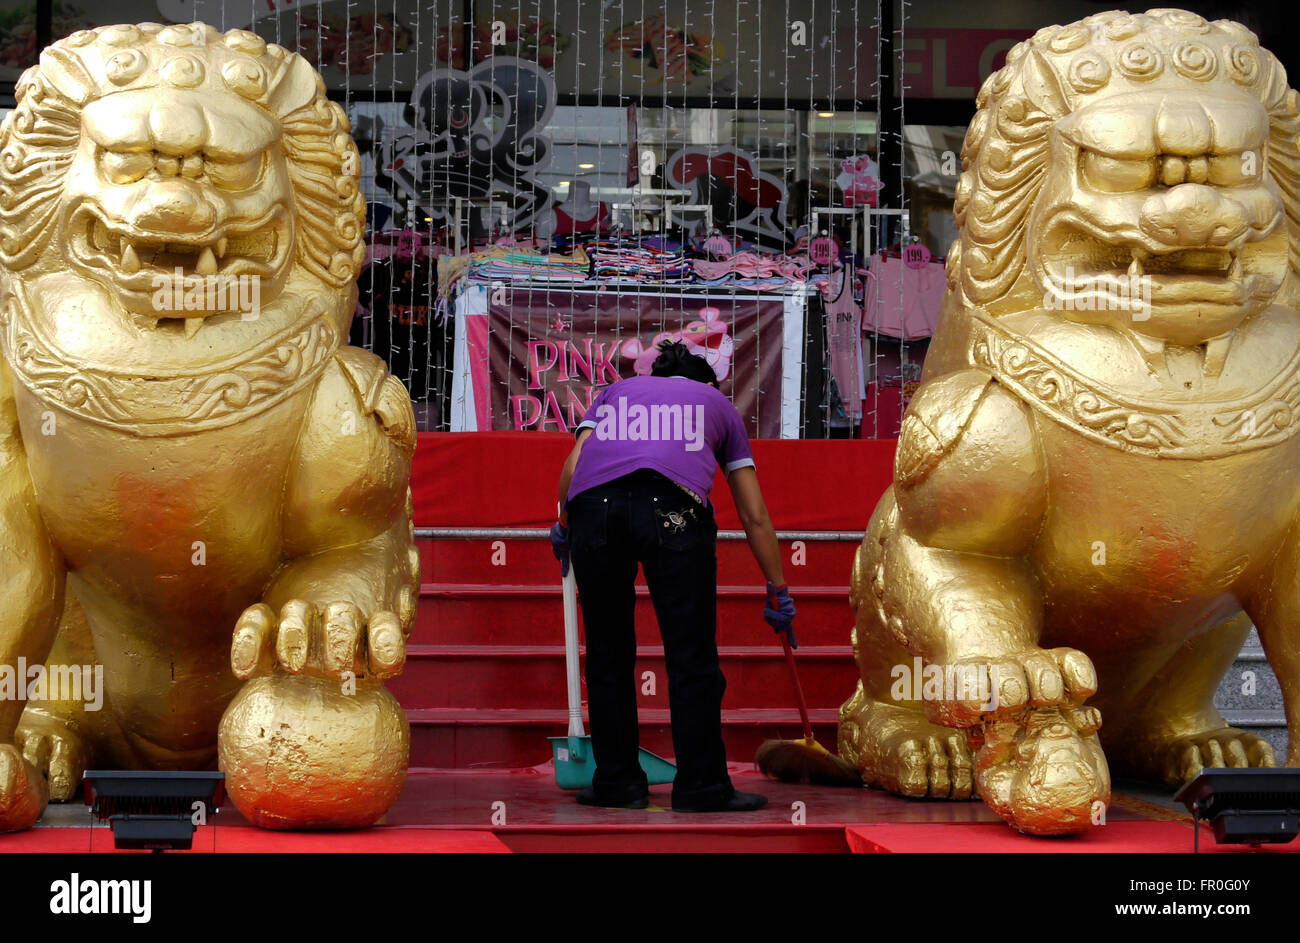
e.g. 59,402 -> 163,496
774,9 -> 1300,835
0,22 -> 418,832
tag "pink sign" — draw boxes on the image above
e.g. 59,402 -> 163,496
809,236 -> 839,267
903,243 -> 932,269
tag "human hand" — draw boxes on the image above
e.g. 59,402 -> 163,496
764,581 -> 797,649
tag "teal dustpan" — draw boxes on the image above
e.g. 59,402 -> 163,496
550,567 -> 676,789
548,735 -> 678,790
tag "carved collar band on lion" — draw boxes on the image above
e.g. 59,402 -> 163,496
0,22 -> 419,832
763,9 -> 1300,836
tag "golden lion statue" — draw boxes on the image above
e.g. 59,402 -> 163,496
0,23 -> 419,832
767,9 -> 1300,834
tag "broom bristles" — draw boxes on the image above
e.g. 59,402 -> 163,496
754,738 -> 862,787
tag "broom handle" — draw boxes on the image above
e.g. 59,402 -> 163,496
562,567 -> 585,738
781,635 -> 815,741
558,500 -> 585,739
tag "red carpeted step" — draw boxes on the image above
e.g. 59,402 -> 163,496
419,536 -> 860,583
410,584 -> 856,647
404,707 -> 841,768
389,644 -> 858,710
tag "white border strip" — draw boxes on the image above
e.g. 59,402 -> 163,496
449,283 -> 488,432
781,292 -> 806,439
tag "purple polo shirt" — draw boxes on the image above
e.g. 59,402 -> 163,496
566,375 -> 755,504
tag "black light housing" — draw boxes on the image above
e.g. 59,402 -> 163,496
1174,768 -> 1300,850
83,771 -> 225,852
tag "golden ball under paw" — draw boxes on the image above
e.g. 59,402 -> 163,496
974,708 -> 1110,836
218,674 -> 409,829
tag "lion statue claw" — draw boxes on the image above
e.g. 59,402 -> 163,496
0,23 -> 418,831
812,10 -> 1300,834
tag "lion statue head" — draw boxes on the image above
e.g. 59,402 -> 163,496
0,22 -> 365,330
951,8 -> 1300,347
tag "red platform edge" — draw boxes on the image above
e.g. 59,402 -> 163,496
12,769 -> 1278,854
0,825 -> 512,854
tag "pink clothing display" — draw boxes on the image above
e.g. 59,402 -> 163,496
862,253 -> 946,340
820,268 -> 864,422
692,251 -> 812,283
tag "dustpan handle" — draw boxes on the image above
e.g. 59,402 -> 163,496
563,567 -> 585,738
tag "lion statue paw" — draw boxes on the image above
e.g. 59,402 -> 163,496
14,714 -> 86,803
839,686 -> 975,799
1112,724 -> 1277,788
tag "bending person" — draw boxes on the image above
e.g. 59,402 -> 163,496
551,341 -> 796,812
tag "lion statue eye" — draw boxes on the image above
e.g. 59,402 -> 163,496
1081,151 -> 1158,193
206,154 -> 265,191
99,150 -> 153,185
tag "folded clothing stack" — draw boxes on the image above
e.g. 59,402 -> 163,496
588,240 -> 692,282
468,246 -> 592,282
692,251 -> 813,289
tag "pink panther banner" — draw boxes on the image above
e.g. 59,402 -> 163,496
477,289 -> 785,436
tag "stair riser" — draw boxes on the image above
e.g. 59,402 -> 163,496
419,538 -> 860,587
390,653 -> 859,710
411,596 -> 856,646
408,720 -> 841,769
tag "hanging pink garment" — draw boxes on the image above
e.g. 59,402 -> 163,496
820,267 -> 864,422
862,254 -> 946,340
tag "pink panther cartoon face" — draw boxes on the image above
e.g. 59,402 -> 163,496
619,306 -> 734,381
838,155 -> 883,208
620,330 -> 678,376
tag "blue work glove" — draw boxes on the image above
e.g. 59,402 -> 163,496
764,581 -> 797,649
550,521 -> 570,577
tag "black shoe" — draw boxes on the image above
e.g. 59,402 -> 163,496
673,791 -> 768,813
576,786 -> 650,809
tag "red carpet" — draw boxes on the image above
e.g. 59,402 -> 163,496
845,822 -> 1300,854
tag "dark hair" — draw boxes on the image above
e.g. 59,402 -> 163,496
650,340 -> 718,386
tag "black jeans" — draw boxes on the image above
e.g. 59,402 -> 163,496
567,469 -> 733,807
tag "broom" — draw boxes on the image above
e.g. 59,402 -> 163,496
755,634 -> 862,786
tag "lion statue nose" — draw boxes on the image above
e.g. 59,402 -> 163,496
130,180 -> 216,235
1139,184 -> 1248,248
